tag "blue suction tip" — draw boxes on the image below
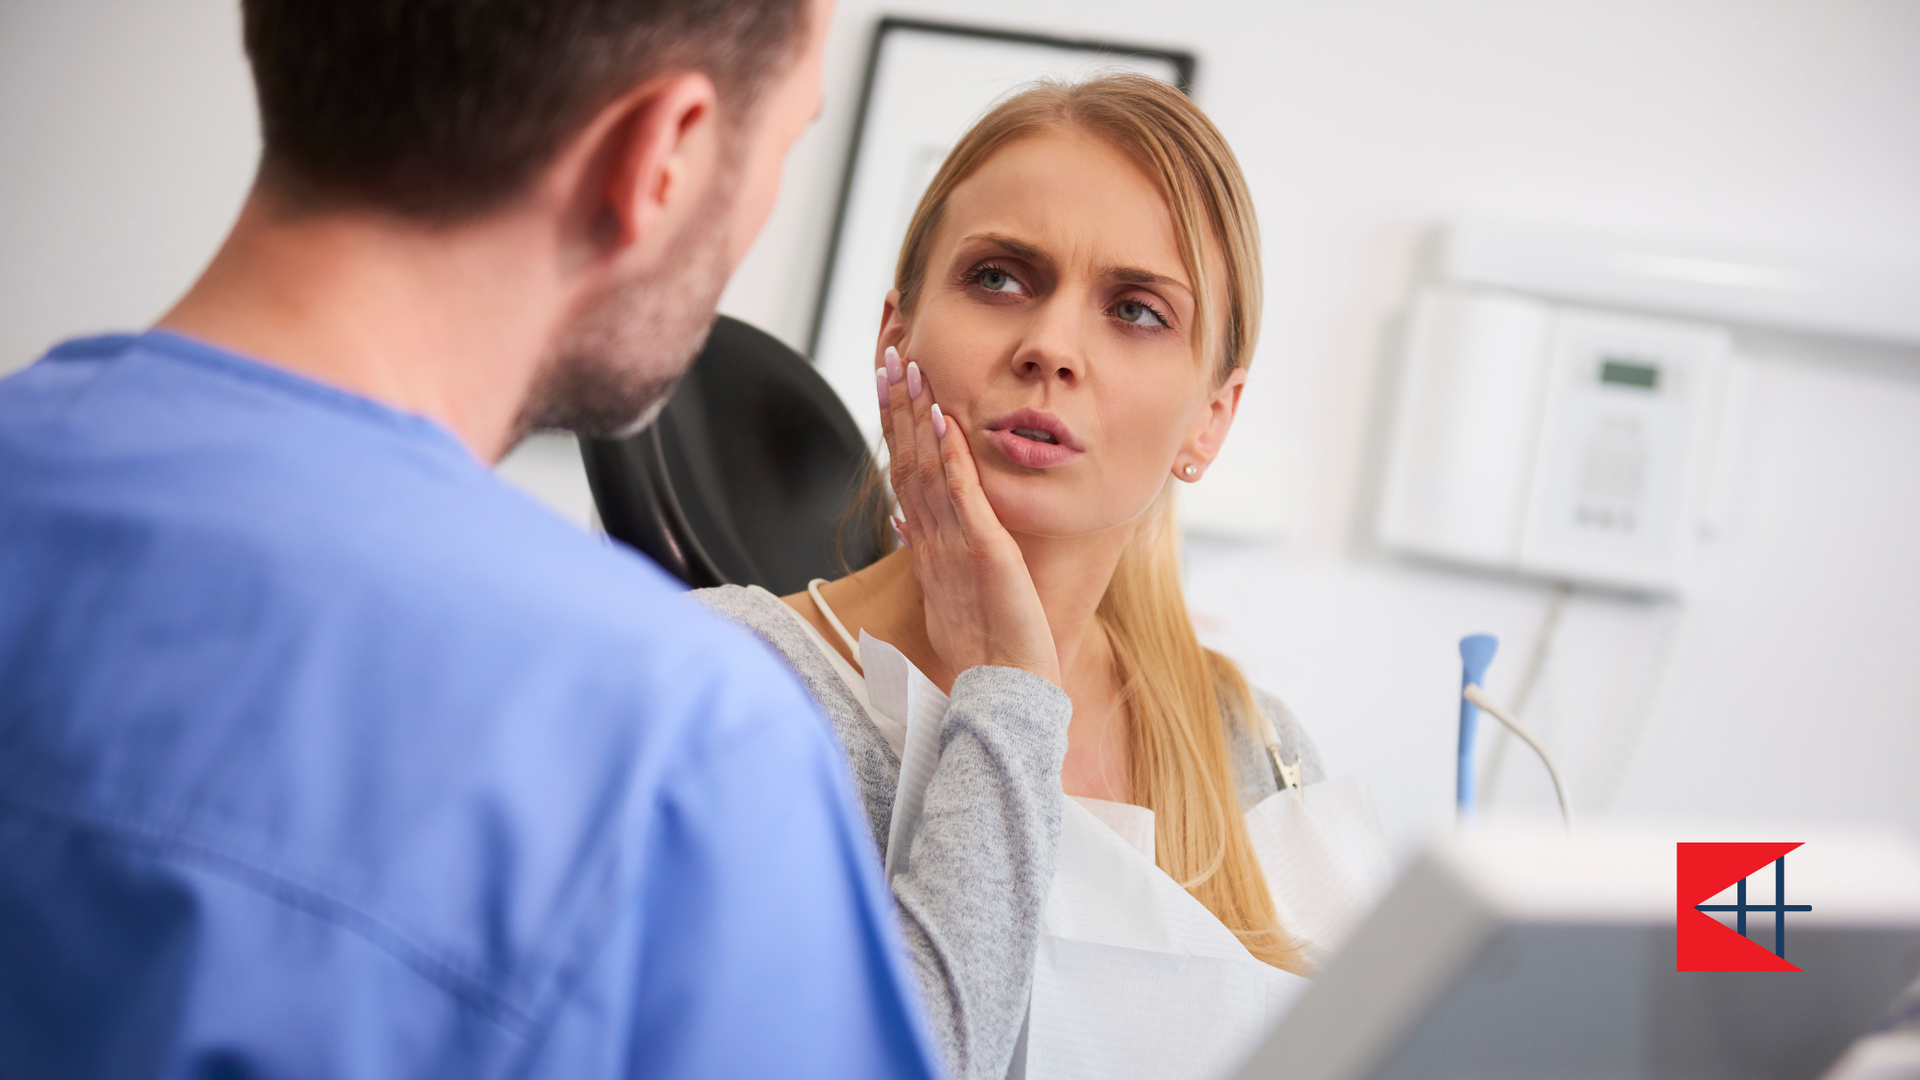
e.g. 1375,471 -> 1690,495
1460,634 -> 1498,688
1457,634 -> 1499,820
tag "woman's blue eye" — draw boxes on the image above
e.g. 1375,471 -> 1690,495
979,269 -> 1021,293
1115,300 -> 1165,327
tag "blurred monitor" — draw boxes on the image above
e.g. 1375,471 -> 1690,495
1236,831 -> 1920,1080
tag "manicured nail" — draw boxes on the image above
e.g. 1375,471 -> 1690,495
931,402 -> 947,439
876,368 -> 889,410
891,516 -> 911,548
884,346 -> 904,385
906,361 -> 923,400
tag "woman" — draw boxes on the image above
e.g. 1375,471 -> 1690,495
698,75 -> 1381,1079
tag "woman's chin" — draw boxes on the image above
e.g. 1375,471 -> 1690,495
980,480 -> 1134,542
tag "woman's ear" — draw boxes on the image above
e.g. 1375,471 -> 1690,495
1175,367 -> 1248,482
874,289 -> 908,364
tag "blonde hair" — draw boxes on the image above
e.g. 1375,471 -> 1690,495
893,75 -> 1303,972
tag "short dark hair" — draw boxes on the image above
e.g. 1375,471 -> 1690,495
242,0 -> 808,221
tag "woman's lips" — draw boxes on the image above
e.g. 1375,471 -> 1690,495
987,429 -> 1083,468
983,409 -> 1084,469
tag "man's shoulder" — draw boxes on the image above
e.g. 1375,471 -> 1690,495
254,455 -> 801,739
0,329 -> 819,812
332,476 -> 791,706
0,338 -> 837,1032
3,330 -> 772,686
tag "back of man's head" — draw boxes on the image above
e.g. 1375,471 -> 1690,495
207,0 -> 821,450
243,0 -> 807,221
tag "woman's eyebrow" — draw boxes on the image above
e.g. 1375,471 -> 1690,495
959,233 -> 1053,268
1104,264 -> 1194,298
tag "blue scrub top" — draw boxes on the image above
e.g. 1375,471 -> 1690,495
0,332 -> 942,1080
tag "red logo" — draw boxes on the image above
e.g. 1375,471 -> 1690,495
1677,842 -> 1811,972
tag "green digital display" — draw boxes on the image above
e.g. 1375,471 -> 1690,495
1600,358 -> 1660,390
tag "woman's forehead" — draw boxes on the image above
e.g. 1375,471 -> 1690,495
937,129 -> 1187,283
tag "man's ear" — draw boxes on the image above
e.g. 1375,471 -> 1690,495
1181,367 -> 1248,476
579,72 -> 721,259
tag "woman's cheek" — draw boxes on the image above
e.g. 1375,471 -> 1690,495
908,309 -> 978,396
1112,450 -> 1173,522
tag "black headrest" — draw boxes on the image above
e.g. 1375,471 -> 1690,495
579,316 -> 886,594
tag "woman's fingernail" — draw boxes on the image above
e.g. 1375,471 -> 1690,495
891,516 -> 910,548
906,361 -> 923,400
876,368 -> 889,409
884,346 -> 904,385
931,402 -> 947,439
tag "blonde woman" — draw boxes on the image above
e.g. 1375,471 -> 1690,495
697,75 -> 1381,1079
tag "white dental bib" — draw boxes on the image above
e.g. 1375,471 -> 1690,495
844,630 -> 1392,1080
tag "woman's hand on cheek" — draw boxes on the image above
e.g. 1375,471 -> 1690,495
878,346 -> 1061,687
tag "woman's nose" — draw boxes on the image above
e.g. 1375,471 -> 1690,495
1009,299 -> 1087,384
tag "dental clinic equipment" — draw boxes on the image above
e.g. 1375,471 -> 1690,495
1456,633 -> 1577,832
1376,241 -> 1745,598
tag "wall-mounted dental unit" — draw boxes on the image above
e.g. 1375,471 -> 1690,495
1377,219 -> 1920,596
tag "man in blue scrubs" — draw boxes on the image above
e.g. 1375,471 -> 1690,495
0,0 -> 943,1077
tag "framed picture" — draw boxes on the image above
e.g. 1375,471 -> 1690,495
807,17 -> 1196,436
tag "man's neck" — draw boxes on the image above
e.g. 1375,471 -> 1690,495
157,193 -> 563,462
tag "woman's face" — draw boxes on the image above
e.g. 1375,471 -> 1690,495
882,129 -> 1245,541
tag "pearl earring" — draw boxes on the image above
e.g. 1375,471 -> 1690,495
1183,463 -> 1198,478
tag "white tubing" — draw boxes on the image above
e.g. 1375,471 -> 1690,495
1463,683 -> 1577,833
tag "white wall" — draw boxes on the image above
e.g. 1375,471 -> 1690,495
5,0 -> 1916,860
0,0 -> 257,376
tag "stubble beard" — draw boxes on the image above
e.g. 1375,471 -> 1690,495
514,170 -> 739,441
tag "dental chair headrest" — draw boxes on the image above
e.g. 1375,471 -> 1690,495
579,315 -> 887,594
